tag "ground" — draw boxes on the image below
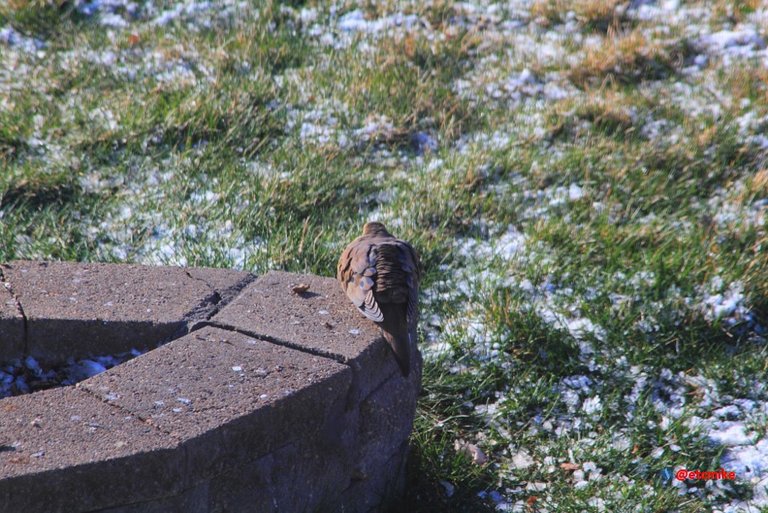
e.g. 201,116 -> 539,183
1,1 -> 767,511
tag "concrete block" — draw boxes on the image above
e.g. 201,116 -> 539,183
0,387 -> 181,513
336,445 -> 410,513
0,277 -> 24,362
356,374 -> 419,479
0,262 -> 419,513
212,271 -> 403,400
92,482 -> 210,513
0,261 -> 251,363
80,326 -> 353,479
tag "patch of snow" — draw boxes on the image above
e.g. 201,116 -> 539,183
455,226 -> 527,262
721,438 -> 768,479
708,422 -> 758,447
100,13 -> 130,28
0,25 -> 46,54
337,10 -> 427,34
697,29 -> 766,58
582,395 -> 602,417
510,449 -> 535,469
152,2 -> 214,26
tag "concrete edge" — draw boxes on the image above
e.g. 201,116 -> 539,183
0,262 -> 420,513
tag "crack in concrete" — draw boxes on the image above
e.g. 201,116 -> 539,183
189,319 -> 404,415
212,272 -> 258,308
182,270 -> 224,321
76,384 -> 181,441
182,269 -> 211,289
190,320 -> 348,366
1,265 -> 29,356
180,290 -> 222,326
183,272 -> 257,321
174,272 -> 258,342
359,365 -> 400,402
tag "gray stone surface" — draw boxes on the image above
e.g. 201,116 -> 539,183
80,326 -> 353,479
338,444 -> 410,513
212,271 -> 404,399
185,267 -> 254,305
0,277 -> 24,362
0,387 -> 181,513
325,365 -> 418,512
356,373 -> 419,479
208,438 -> 352,513
0,263 -> 420,513
93,483 -> 210,513
0,261 -> 251,363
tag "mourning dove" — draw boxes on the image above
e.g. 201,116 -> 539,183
337,222 -> 421,376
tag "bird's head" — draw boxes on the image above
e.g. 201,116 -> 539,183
363,221 -> 391,236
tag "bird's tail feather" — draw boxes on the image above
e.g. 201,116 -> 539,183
379,303 -> 411,376
381,329 -> 410,377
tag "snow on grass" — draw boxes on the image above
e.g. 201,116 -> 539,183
72,0 -> 250,29
0,25 -> 46,54
2,0 -> 768,510
455,226 -> 528,262
692,400 -> 768,512
697,277 -> 766,338
696,28 -> 767,66
337,9 -> 427,35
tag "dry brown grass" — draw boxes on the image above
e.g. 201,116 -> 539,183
530,0 -> 623,31
723,65 -> 768,105
747,169 -> 768,196
569,29 -> 678,88
574,0 -> 624,31
712,0 -> 762,23
547,90 -> 636,139
529,0 -> 566,25
576,94 -> 635,134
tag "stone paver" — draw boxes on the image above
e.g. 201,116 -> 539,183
0,278 -> 24,362
356,372 -> 419,477
80,326 -> 352,477
208,437 -> 358,513
94,483 -> 210,513
0,261 -> 251,363
185,267 -> 254,305
0,262 -> 420,513
0,387 -> 181,513
212,271 -> 403,398
338,446 -> 410,513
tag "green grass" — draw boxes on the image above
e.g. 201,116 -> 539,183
2,1 -> 768,511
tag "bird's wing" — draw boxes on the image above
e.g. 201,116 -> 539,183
337,236 -> 384,322
373,240 -> 420,322
398,239 -> 421,335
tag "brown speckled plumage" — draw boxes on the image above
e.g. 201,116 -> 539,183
337,222 -> 421,376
